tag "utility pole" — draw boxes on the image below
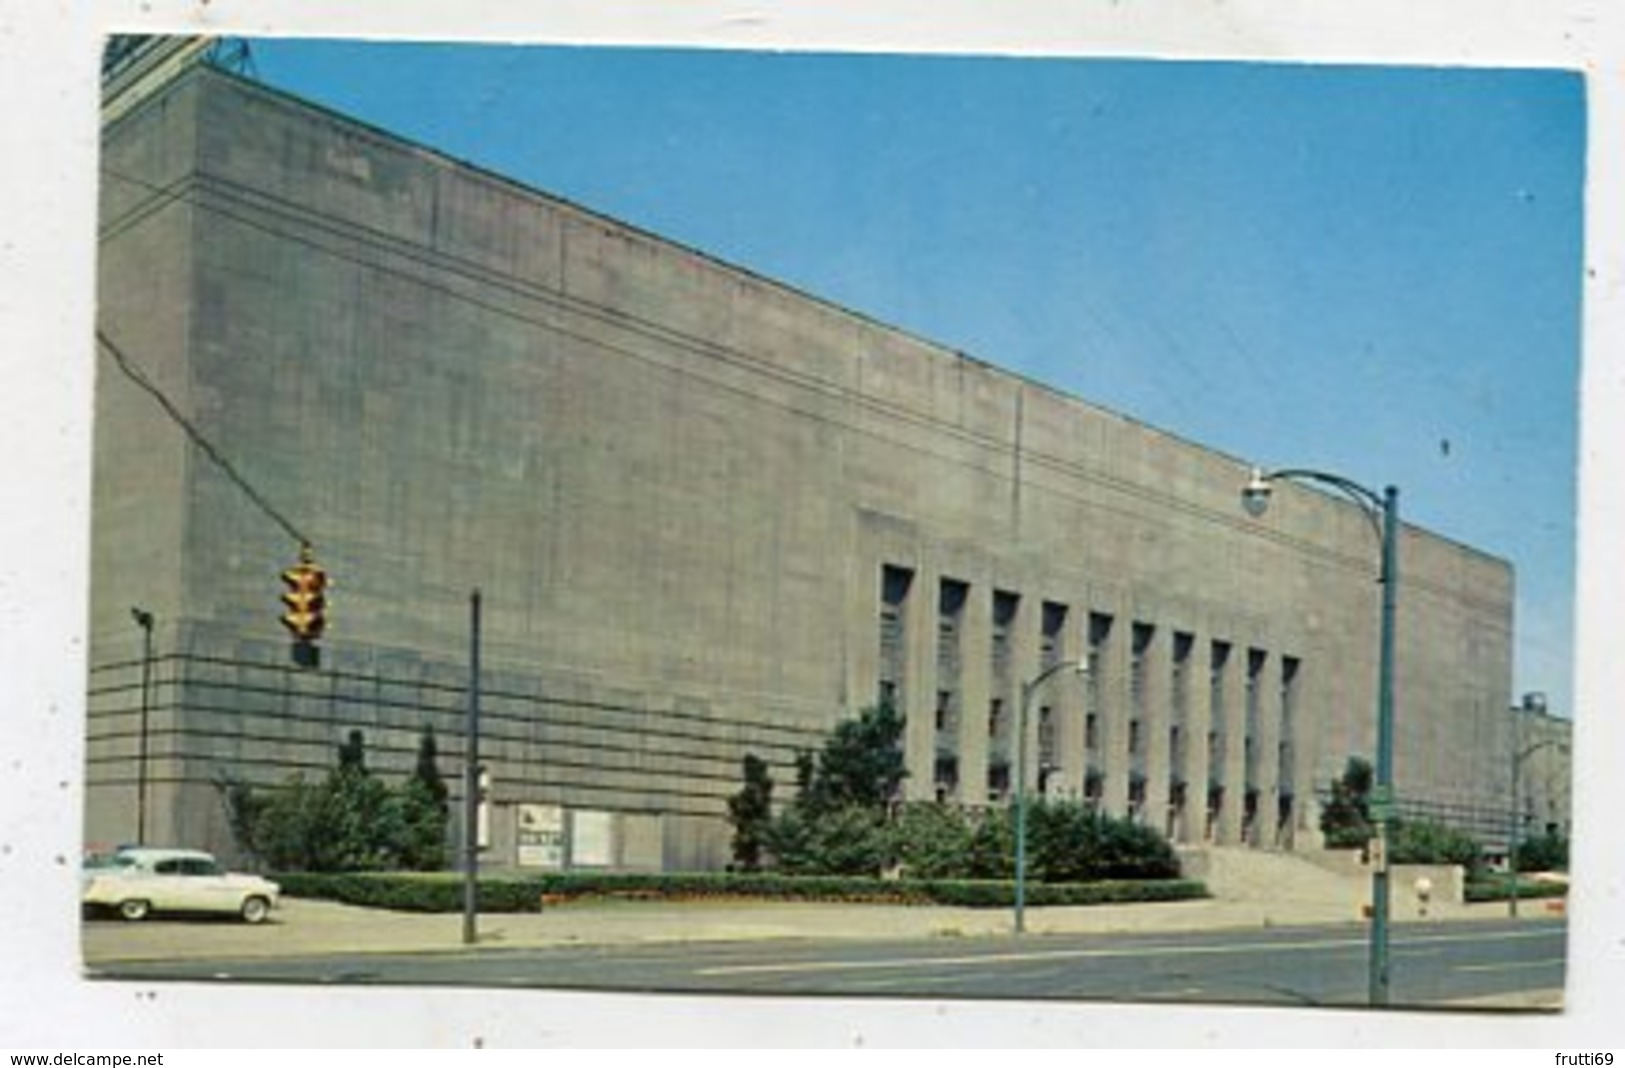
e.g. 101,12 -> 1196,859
131,607 -> 154,844
462,590 -> 483,946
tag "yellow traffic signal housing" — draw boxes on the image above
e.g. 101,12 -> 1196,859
279,545 -> 328,643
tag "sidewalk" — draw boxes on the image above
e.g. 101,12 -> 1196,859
81,889 -> 1548,965
81,892 -> 1565,1011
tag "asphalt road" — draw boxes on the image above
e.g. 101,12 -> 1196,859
90,917 -> 1565,1009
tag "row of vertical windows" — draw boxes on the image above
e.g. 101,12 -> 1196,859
875,565 -> 1301,841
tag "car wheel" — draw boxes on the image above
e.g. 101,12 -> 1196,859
118,899 -> 151,922
240,896 -> 271,925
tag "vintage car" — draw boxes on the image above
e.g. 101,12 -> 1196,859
81,847 -> 280,923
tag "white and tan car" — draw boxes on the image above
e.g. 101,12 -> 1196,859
82,848 -> 280,924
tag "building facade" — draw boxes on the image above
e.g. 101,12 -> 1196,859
87,57 -> 1519,871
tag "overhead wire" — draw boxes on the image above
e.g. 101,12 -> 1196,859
94,326 -> 312,549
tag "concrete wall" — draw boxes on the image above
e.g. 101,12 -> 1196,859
86,66 -> 1516,869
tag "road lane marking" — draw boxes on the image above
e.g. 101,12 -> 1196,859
1456,957 -> 1567,973
696,936 -> 1365,977
694,926 -> 1559,978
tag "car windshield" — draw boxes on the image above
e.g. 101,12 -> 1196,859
83,853 -> 135,869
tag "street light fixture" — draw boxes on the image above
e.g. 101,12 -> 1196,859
1014,657 -> 1089,935
1508,737 -> 1567,918
1240,465 -> 1399,1007
130,606 -> 155,845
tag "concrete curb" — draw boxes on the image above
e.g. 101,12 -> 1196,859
82,895 -> 1542,966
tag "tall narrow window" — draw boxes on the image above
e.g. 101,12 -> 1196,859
1278,656 -> 1301,844
878,565 -> 913,710
989,590 -> 1020,797
935,578 -> 968,800
1129,623 -> 1153,779
1171,632 -> 1194,792
1087,613 -> 1113,789
1041,602 -> 1067,668
1209,640 -> 1231,785
1245,648 -> 1266,791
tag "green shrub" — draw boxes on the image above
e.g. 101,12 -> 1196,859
274,869 -> 1208,912
891,802 -> 975,879
765,804 -> 893,876
1388,818 -> 1483,874
953,801 -> 1181,884
220,727 -> 450,874
1514,830 -> 1569,874
1320,756 -> 1374,848
1464,874 -> 1568,903
726,754 -> 775,873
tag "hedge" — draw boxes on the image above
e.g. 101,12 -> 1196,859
1464,876 -> 1569,904
272,870 -> 1209,913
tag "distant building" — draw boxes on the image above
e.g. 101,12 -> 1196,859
1509,692 -> 1572,846
88,48 -> 1522,871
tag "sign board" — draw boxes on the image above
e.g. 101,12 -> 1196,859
516,804 -> 565,869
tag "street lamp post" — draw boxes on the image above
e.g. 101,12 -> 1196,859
1242,466 -> 1399,1007
1014,658 -> 1088,935
130,607 -> 155,845
1508,737 -> 1566,918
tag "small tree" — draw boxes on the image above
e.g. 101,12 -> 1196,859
1515,828 -> 1569,873
1320,756 -> 1375,848
890,802 -> 974,879
396,726 -> 451,871
308,733 -> 403,872
758,702 -> 906,876
726,754 -> 775,872
799,702 -> 907,816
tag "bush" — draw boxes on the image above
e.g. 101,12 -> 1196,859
1464,874 -> 1568,904
1515,829 -> 1568,874
946,801 -> 1181,884
764,804 -> 893,876
220,727 -> 450,873
1320,756 -> 1374,848
1388,818 -> 1483,874
891,802 -> 975,879
726,754 -> 774,873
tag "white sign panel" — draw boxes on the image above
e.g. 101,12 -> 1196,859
515,803 -> 565,869
570,809 -> 615,867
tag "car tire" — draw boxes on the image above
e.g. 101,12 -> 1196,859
240,896 -> 271,925
118,899 -> 151,922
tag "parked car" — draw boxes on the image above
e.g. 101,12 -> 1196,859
82,847 -> 280,924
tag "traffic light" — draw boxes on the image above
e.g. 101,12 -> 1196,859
280,544 -> 327,666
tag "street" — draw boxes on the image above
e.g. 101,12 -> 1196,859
88,916 -> 1564,1009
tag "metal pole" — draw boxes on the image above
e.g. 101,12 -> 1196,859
1013,659 -> 1084,935
1509,739 -> 1521,919
1014,677 -> 1033,935
132,608 -> 154,845
462,589 -> 483,946
1369,485 -> 1399,1007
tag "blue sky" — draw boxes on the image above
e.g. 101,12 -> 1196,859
245,40 -> 1585,713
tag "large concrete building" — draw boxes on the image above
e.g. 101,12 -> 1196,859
87,50 -> 1526,872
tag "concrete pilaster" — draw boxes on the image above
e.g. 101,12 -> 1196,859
1141,624 -> 1171,833
1182,634 -> 1212,845
846,553 -> 880,718
903,562 -> 937,802
1050,602 -> 1085,800
957,580 -> 991,806
1099,611 -> 1132,818
1285,657 -> 1314,849
1218,642 -> 1247,845
1255,650 -> 1283,849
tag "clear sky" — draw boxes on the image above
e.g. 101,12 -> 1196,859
244,40 -> 1585,714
